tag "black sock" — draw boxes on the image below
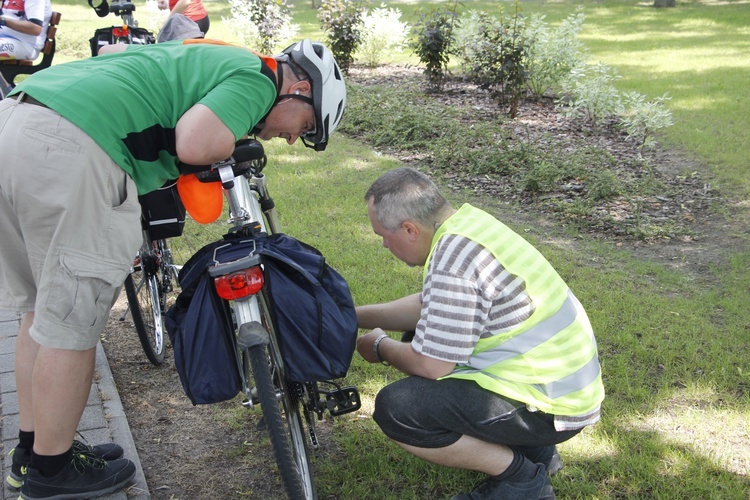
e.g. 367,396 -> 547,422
30,447 -> 73,478
17,430 -> 35,452
495,448 -> 539,483
514,444 -> 555,465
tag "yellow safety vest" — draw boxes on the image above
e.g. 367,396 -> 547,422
427,204 -> 605,417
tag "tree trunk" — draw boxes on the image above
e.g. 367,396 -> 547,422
653,0 -> 676,7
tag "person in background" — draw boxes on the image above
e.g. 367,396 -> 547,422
156,12 -> 203,43
157,0 -> 208,36
356,167 -> 605,500
0,0 -> 52,61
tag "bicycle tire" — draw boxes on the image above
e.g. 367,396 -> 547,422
123,270 -> 166,365
122,212 -> 225,365
248,336 -> 316,499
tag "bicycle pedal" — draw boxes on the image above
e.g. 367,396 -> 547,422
322,386 -> 361,417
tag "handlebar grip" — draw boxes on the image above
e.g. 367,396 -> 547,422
177,162 -> 212,175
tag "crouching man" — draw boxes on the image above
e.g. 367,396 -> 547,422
356,167 -> 605,499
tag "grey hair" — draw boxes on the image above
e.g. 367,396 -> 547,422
365,167 -> 450,232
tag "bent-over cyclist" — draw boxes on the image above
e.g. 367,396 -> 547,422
0,38 -> 346,499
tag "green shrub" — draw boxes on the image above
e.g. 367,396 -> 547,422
410,3 -> 460,91
453,10 -> 498,71
430,121 -> 514,176
522,10 -> 587,98
318,0 -> 365,74
588,165 -> 623,200
618,91 -> 674,157
558,63 -> 622,131
460,5 -> 526,117
341,84 -> 457,149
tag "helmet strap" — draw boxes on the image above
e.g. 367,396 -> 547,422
275,93 -> 314,106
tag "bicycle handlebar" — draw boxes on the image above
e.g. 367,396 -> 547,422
111,3 -> 136,17
177,139 -> 267,183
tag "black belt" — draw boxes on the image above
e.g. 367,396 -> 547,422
9,92 -> 48,108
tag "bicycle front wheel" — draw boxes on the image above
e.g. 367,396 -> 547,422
248,341 -> 316,499
123,268 -> 166,365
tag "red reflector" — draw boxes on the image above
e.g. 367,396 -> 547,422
214,267 -> 264,300
113,27 -> 128,37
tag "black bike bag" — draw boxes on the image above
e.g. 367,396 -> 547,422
138,183 -> 186,241
165,232 -> 358,405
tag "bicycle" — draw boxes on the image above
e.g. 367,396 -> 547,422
177,139 -> 361,499
89,0 -> 155,57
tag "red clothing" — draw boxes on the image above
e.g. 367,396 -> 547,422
168,0 -> 207,22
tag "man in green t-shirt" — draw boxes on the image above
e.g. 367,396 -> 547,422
0,38 -> 346,499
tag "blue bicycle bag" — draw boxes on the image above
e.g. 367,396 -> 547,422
164,253 -> 240,405
165,232 -> 358,404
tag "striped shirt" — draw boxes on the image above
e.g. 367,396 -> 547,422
413,233 -> 535,363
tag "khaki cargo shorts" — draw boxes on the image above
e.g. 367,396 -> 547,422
0,97 -> 142,350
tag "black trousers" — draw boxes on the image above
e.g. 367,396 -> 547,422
373,376 -> 581,449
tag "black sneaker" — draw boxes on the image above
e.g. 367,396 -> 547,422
545,449 -> 563,476
450,463 -> 556,500
6,441 -> 124,490
19,455 -> 135,500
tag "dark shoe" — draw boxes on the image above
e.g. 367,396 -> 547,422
450,463 -> 555,500
546,449 -> 563,476
20,454 -> 135,500
7,440 -> 125,491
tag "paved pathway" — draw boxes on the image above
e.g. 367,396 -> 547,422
0,311 -> 149,499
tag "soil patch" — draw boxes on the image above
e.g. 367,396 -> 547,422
101,64 -> 748,499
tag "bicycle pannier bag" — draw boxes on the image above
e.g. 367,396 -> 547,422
165,233 -> 357,404
164,256 -> 241,405
253,234 -> 358,382
138,184 -> 186,240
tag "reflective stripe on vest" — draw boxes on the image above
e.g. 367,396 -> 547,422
467,290 -> 578,369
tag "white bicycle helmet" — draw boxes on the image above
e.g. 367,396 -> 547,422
281,39 -> 346,152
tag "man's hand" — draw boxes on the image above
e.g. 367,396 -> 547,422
355,293 -> 421,331
356,329 -> 388,364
